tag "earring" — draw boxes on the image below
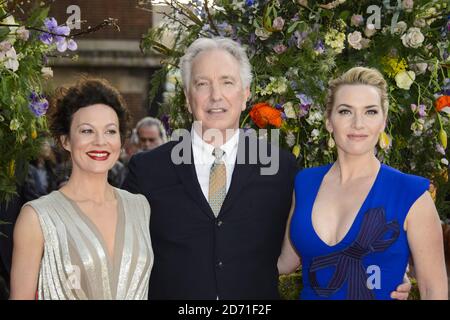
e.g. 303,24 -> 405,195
379,131 -> 391,150
327,133 -> 335,149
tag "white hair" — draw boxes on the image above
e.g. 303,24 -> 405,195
135,116 -> 167,142
180,37 -> 253,91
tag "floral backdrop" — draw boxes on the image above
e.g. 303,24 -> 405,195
143,0 -> 450,219
0,1 -> 116,203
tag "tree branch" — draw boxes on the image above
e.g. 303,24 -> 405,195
0,18 -> 119,38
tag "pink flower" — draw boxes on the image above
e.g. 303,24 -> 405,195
272,17 -> 285,31
273,43 -> 287,54
351,14 -> 364,27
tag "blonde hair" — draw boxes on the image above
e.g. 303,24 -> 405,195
325,67 -> 389,119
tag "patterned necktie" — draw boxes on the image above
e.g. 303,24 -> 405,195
208,147 -> 226,217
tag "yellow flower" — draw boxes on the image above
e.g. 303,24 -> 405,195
324,29 -> 346,53
428,182 -> 437,202
382,57 -> 408,78
439,129 -> 447,149
31,128 -> 37,139
379,131 -> 392,150
292,145 -> 301,158
8,160 -> 15,178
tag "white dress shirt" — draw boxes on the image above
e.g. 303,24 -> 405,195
191,127 -> 239,201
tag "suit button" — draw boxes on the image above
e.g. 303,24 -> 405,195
217,220 -> 223,227
217,261 -> 223,268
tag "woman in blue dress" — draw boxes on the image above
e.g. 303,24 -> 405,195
278,67 -> 448,300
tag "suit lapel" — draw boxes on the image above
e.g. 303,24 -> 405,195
172,130 -> 258,219
219,130 -> 258,216
173,142 -> 216,219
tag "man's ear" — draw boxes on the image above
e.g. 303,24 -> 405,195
60,135 -> 71,152
184,90 -> 192,114
242,86 -> 251,111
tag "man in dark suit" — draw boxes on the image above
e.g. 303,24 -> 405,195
123,37 -> 413,300
122,37 -> 298,299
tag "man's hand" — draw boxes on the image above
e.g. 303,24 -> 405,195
390,274 -> 412,300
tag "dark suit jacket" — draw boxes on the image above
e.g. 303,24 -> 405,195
122,130 -> 298,299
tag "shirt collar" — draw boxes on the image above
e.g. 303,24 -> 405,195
191,126 -> 240,158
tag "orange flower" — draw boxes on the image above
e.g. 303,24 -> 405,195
249,102 -> 282,128
435,95 -> 450,114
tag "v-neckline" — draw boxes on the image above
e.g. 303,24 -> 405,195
58,188 -> 124,269
310,162 -> 383,248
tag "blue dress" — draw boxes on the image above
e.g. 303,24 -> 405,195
290,163 -> 429,300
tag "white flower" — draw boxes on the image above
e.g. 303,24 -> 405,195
413,19 -> 426,28
401,27 -> 424,48
0,40 -> 12,53
441,158 -> 449,166
347,31 -> 363,50
255,28 -> 271,40
410,62 -> 428,75
3,47 -> 19,72
285,131 -> 296,147
41,67 -> 53,79
16,26 -> 29,41
311,129 -> 320,138
283,102 -> 296,119
393,21 -> 407,35
360,38 -> 371,49
402,0 -> 414,12
307,111 -> 323,124
395,70 -> 416,90
364,23 -> 377,37
410,122 -> 423,136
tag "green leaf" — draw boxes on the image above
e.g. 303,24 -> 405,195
287,21 -> 301,34
339,10 -> 351,22
26,6 -> 50,27
0,26 -> 9,40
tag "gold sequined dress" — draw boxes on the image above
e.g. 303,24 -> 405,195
23,188 -> 153,300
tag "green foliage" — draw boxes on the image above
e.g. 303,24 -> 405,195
0,2 -> 51,203
143,0 -> 450,219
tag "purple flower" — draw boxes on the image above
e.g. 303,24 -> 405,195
296,93 -> 313,106
249,32 -> 256,45
245,0 -> 255,6
40,17 -> 77,52
314,40 -> 325,54
290,81 -> 298,90
293,30 -> 308,48
411,104 -> 427,117
29,92 -> 49,117
298,104 -> 310,118
44,17 -> 58,31
39,32 -> 53,45
418,104 -> 427,117
160,114 -> 172,135
437,144 -> 446,155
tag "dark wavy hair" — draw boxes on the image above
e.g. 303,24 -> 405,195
47,77 -> 131,148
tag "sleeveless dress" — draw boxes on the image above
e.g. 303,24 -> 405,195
23,188 -> 153,300
290,163 -> 429,300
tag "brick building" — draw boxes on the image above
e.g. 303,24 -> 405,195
48,0 -> 163,126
